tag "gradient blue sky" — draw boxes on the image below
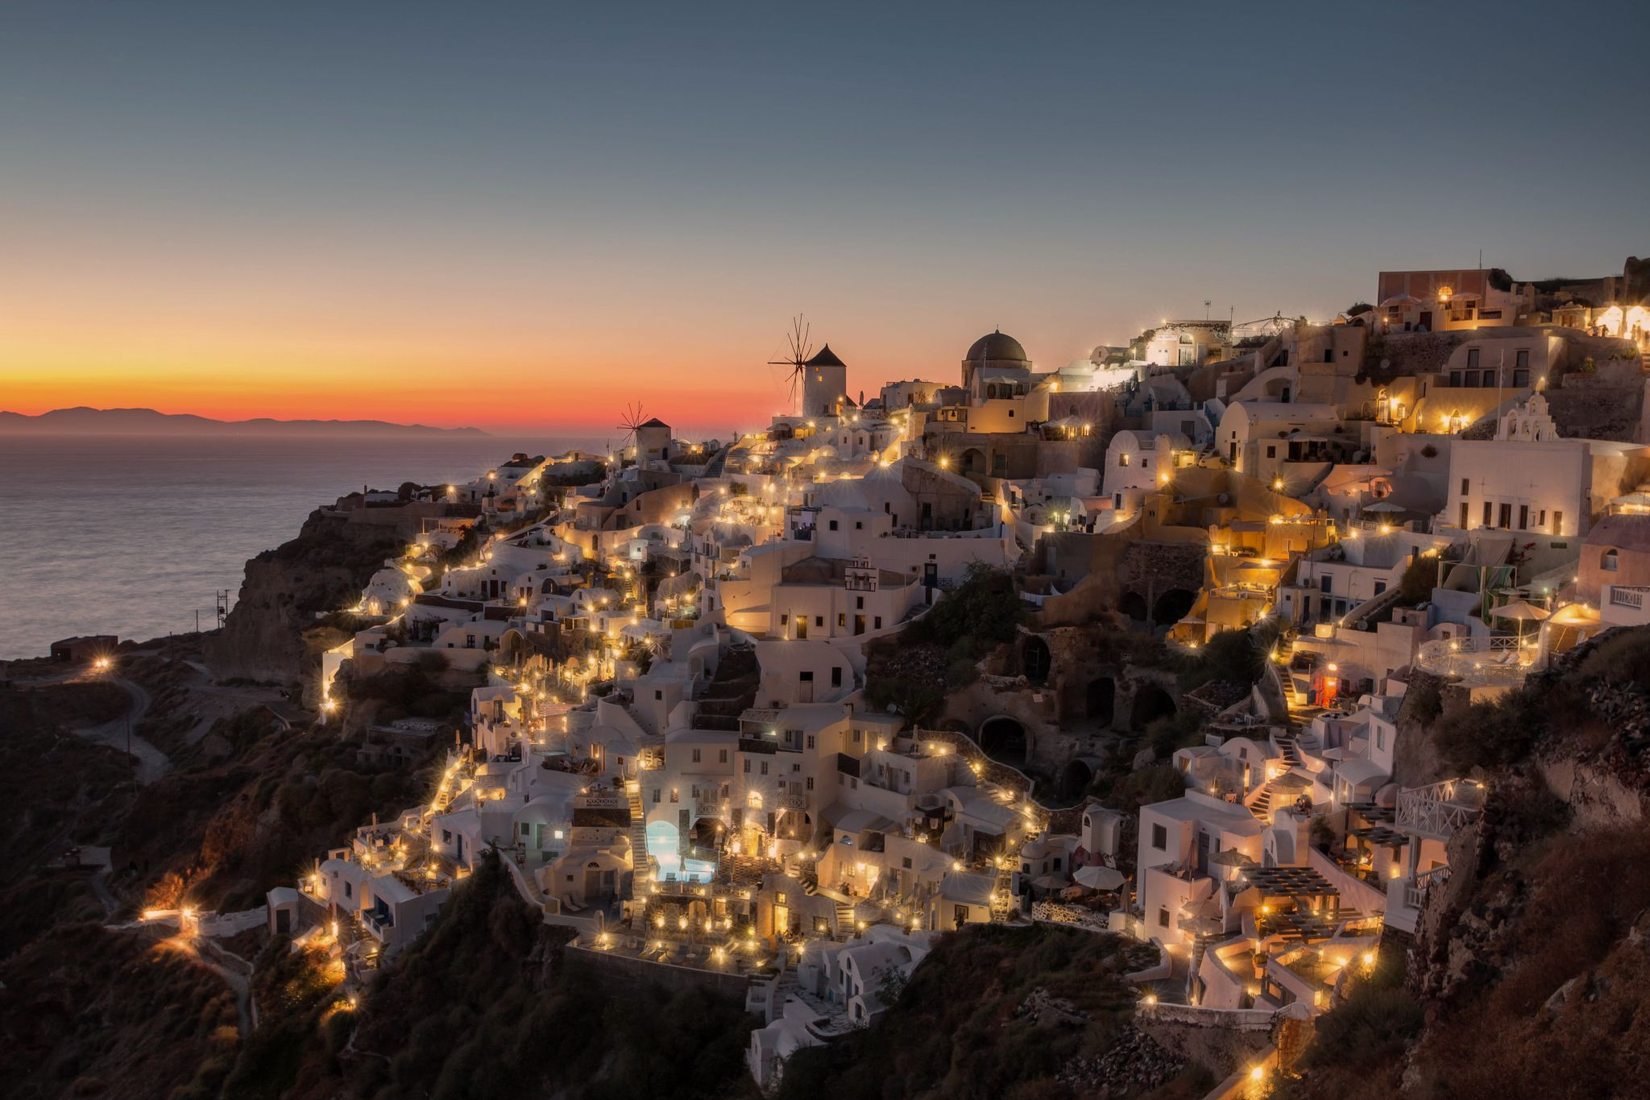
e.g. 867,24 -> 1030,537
3,1 -> 1646,433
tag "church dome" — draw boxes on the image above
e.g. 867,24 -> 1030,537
965,330 -> 1027,364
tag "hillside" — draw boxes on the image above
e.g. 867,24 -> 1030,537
246,852 -> 757,1100
0,406 -> 487,436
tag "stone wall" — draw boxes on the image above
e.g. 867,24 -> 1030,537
563,942 -> 755,999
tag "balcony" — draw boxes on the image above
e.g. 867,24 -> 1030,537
1609,586 -> 1647,610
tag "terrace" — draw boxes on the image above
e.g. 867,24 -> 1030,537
1414,634 -> 1543,686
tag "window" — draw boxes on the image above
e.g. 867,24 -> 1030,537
1119,452 -> 1130,467
652,788 -> 660,803
828,519 -> 838,531
1374,581 -> 1386,596
874,616 -> 882,629
1266,445 -> 1276,459
831,667 -> 843,687
1482,501 -> 1493,526
1464,369 -> 1480,387
1553,511 -> 1564,534
760,761 -> 769,775
902,856 -> 912,869
806,734 -> 816,749
815,616 -> 824,627
856,596 -> 864,609
1603,549 -> 1620,572
1467,348 -> 1481,369
855,521 -> 863,530
1459,502 -> 1469,529
743,759 -> 750,773
800,670 -> 813,682
779,613 -> 788,625
1518,504 -> 1528,530
718,748 -> 728,763
1516,348 -> 1529,370
1460,478 -> 1470,496
806,776 -> 814,790
670,788 -> 679,803
1498,503 -> 1511,529
655,690 -> 663,701
837,613 -> 846,627
1151,822 -> 1167,850
1157,907 -> 1170,928
1376,729 -> 1386,751
691,748 -> 701,762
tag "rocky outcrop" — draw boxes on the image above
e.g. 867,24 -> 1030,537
204,509 -> 399,686
1059,1025 -> 1185,1095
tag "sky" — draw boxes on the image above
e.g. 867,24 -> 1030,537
2,1 -> 1647,436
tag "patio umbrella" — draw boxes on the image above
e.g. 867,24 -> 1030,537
1209,849 -> 1253,868
1074,865 -> 1125,891
1492,599 -> 1550,622
1361,500 -> 1407,513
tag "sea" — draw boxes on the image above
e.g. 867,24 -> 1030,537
0,434 -> 601,660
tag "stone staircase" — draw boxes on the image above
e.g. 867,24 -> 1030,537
835,899 -> 856,935
626,785 -> 650,882
693,644 -> 759,731
1186,936 -> 1209,1005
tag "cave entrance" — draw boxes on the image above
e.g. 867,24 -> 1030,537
1152,588 -> 1197,626
1085,676 -> 1116,725
978,717 -> 1029,768
1022,636 -> 1052,685
1130,684 -> 1176,729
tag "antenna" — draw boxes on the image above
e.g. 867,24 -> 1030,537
766,314 -> 814,416
215,589 -> 230,629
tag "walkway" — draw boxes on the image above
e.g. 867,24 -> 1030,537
73,675 -> 172,784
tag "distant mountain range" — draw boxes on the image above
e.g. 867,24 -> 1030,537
0,407 -> 489,437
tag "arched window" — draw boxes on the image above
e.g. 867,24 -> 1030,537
1602,549 -> 1620,573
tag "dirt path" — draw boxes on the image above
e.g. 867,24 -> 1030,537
71,675 -> 172,784
155,933 -> 255,1035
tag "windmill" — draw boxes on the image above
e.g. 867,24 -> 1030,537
767,314 -> 813,415
615,402 -> 648,463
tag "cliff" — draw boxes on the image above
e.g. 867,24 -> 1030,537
1286,626 -> 1650,1098
203,509 -> 400,687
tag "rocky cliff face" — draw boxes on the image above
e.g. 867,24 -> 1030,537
203,509 -> 399,687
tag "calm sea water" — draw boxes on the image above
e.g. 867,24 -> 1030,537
0,434 -> 599,659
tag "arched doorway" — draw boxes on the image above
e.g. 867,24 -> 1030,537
1085,677 -> 1115,725
1022,636 -> 1052,685
961,448 -> 987,478
1119,592 -> 1148,622
1055,759 -> 1094,802
978,717 -> 1029,767
1130,684 -> 1176,729
1152,588 -> 1197,626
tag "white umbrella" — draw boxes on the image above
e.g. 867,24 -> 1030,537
1492,599 -> 1550,622
1073,865 -> 1124,891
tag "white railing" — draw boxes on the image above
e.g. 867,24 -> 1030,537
1398,865 -> 1451,911
1609,586 -> 1648,610
1396,779 -> 1484,840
